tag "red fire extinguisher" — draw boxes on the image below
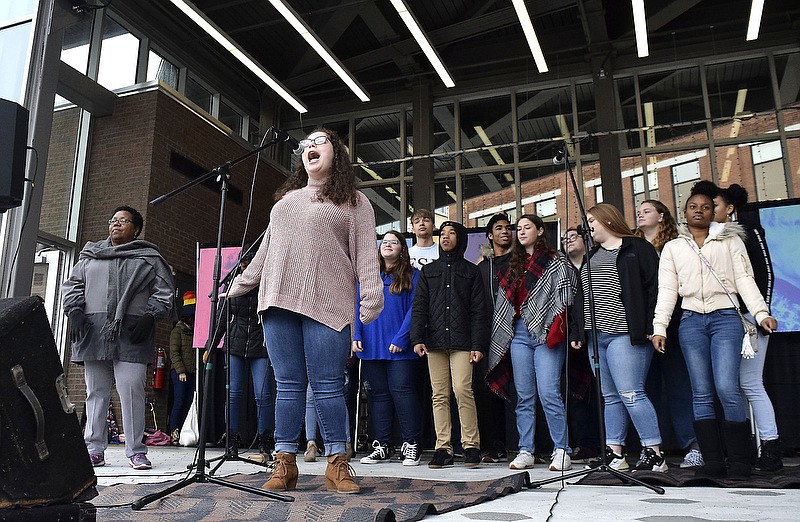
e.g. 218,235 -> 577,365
153,347 -> 166,389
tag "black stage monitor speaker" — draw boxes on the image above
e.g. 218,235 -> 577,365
0,99 -> 28,213
0,296 -> 97,509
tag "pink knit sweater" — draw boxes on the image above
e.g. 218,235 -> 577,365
227,177 -> 383,331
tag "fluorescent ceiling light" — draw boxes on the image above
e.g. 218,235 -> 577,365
268,0 -> 370,102
390,0 -> 455,88
746,0 -> 764,41
632,0 -> 649,58
167,0 -> 307,113
512,0 -> 548,73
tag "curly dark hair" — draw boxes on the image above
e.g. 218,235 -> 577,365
380,230 -> 414,295
633,199 -> 678,253
505,214 -> 552,287
274,128 -> 358,206
718,183 -> 749,213
688,180 -> 719,211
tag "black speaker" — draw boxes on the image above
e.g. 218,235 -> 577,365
0,296 -> 97,509
0,99 -> 28,213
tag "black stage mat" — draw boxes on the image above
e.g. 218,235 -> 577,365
575,465 -> 800,488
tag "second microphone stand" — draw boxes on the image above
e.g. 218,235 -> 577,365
528,145 -> 664,495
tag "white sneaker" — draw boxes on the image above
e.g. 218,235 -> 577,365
549,448 -> 572,471
509,450 -> 536,470
680,448 -> 704,468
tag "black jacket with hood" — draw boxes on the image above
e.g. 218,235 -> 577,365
410,221 -> 489,352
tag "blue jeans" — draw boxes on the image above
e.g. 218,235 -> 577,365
262,308 -> 351,456
228,354 -> 274,435
361,358 -> 422,444
169,369 -> 195,432
740,312 -> 778,440
679,309 -> 747,422
590,331 -> 662,447
305,384 -> 317,441
510,320 -> 569,453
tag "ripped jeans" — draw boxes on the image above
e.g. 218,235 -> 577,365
588,331 -> 662,448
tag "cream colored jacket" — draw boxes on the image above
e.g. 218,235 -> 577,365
653,222 -> 770,338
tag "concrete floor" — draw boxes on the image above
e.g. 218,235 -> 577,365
94,445 -> 800,521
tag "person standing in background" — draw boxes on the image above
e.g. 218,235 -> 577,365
475,213 -> 513,463
168,291 -> 196,445
409,209 -> 438,269
63,205 -> 174,470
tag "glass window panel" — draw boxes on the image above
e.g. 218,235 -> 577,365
185,75 -> 212,114
1,1 -> 35,21
706,57 -> 775,138
363,183 -> 401,234
774,52 -> 800,109
574,82 -> 596,137
460,95 -> 512,170
595,185 -> 603,204
61,13 -> 92,75
751,141 -> 783,164
754,159 -> 788,201
536,198 -> 557,217
355,112 -> 400,181
218,99 -> 243,136
357,162 -> 400,184
97,17 -> 139,90
322,120 -> 350,148
0,21 -> 32,103
41,107 -> 82,238
431,104 -> 454,175
434,177 -> 456,222
249,120 -> 260,147
517,86 -> 572,163
672,160 -> 701,219
616,75 -> 641,149
639,67 -> 705,148
146,50 -> 179,89
462,172 -> 515,228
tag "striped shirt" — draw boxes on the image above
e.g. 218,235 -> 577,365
581,246 -> 627,334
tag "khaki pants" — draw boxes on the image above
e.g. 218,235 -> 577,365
427,349 -> 480,452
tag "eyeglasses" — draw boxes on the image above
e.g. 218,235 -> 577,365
108,218 -> 132,225
381,239 -> 400,246
294,135 -> 330,154
561,235 -> 579,244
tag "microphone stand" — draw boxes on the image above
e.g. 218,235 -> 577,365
132,128 -> 294,510
527,145 -> 664,495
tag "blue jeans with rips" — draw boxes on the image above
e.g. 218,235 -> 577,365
589,331 -> 662,447
262,308 -> 351,456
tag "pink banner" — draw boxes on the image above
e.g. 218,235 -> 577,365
193,246 -> 242,348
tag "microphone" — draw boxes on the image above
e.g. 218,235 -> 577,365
273,128 -> 300,152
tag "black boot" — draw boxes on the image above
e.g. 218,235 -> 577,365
258,432 -> 274,462
753,438 -> 783,474
722,421 -> 752,479
693,420 -> 726,478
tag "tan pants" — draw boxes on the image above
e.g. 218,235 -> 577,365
427,349 -> 480,452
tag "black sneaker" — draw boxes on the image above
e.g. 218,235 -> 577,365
360,440 -> 390,464
464,448 -> 481,468
482,447 -> 508,463
585,446 -> 629,471
428,449 -> 454,468
632,448 -> 668,472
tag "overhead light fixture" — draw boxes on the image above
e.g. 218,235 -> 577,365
632,0 -> 649,58
390,0 -> 455,87
268,0 -> 370,102
512,0 -> 548,73
167,0 -> 307,113
746,0 -> 764,41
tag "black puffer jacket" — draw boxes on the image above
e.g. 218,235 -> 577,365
226,287 -> 267,358
410,221 -> 489,352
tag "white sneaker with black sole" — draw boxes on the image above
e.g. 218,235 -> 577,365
360,440 -> 390,464
585,446 -> 629,471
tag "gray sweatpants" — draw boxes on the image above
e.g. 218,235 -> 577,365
83,360 -> 147,458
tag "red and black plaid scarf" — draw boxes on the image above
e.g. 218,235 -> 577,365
498,249 -> 551,317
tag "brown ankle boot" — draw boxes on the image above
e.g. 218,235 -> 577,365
262,452 -> 298,490
325,454 -> 360,494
